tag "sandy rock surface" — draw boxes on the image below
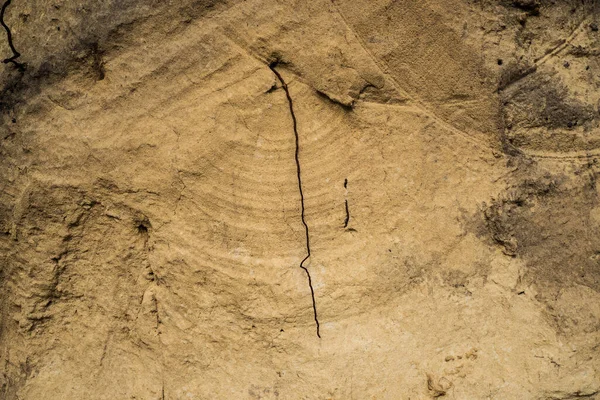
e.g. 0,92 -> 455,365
1,0 -> 600,399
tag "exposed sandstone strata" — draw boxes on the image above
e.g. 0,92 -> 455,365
0,1 -> 600,399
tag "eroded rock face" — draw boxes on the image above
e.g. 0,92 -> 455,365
0,0 -> 599,399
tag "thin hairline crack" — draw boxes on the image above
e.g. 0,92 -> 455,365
268,61 -> 321,339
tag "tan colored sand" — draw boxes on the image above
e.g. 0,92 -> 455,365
1,0 -> 600,398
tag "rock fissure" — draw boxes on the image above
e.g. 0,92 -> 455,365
0,0 -> 24,70
343,178 -> 350,229
268,62 -> 320,339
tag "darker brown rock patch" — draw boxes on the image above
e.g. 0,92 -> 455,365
479,159 -> 600,299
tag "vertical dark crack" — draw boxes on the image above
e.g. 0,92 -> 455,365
268,62 -> 320,338
343,178 -> 350,228
344,201 -> 350,228
0,0 -> 24,71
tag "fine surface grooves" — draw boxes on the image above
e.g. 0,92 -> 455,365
0,0 -> 24,70
268,62 -> 320,338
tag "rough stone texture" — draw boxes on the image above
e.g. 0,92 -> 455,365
1,0 -> 600,399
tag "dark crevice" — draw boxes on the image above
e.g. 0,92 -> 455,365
344,200 -> 350,228
315,88 -> 354,110
509,0 -> 540,16
265,82 -> 277,93
343,178 -> 350,228
0,0 -> 24,71
137,223 -> 149,235
268,61 -> 320,339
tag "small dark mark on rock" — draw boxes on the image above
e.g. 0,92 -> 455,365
563,61 -> 570,68
343,179 -> 351,228
315,89 -> 354,111
518,291 -> 525,295
590,22 -> 598,32
510,0 -> 540,16
497,59 -> 503,66
266,83 -> 278,93
137,224 -> 148,234
343,199 -> 350,228
11,118 -> 15,123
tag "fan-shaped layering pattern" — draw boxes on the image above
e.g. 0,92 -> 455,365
7,0 -> 506,340
4,1 -> 600,398
20,15 -> 503,336
19,16 -> 506,333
